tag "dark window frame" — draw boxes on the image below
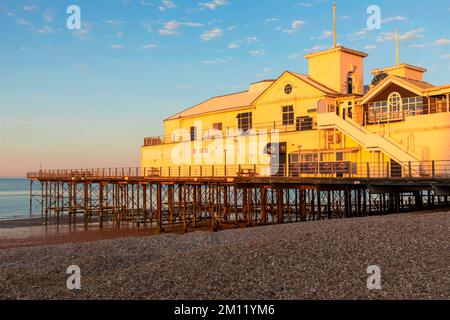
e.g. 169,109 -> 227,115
237,112 -> 253,132
282,105 -> 294,126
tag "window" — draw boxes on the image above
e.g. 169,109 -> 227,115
284,84 -> 293,95
346,73 -> 353,94
402,97 -> 423,117
282,106 -> 294,126
388,92 -> 402,119
296,116 -> 313,131
190,126 -> 197,141
213,123 -> 223,131
237,112 -> 252,132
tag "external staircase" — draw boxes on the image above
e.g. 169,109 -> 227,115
317,113 -> 419,173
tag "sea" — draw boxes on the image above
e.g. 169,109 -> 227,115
0,179 -> 32,220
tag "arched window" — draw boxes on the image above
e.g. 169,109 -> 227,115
388,92 -> 402,119
346,73 -> 353,94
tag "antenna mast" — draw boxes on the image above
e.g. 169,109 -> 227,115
333,2 -> 337,47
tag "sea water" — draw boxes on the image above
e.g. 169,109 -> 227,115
0,179 -> 31,220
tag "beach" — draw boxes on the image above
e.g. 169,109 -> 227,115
0,210 -> 449,300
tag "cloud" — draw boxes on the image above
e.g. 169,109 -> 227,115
282,20 -> 305,34
106,19 -> 125,27
228,42 -> 240,49
23,5 -> 37,12
311,30 -> 332,40
159,0 -> 177,12
200,28 -> 223,41
264,18 -> 278,24
202,57 -> 231,64
177,84 -> 193,89
381,16 -> 407,24
296,2 -> 312,7
410,44 -> 426,49
256,67 -> 272,77
435,38 -> 450,46
249,50 -> 264,57
159,20 -> 203,36
377,28 -> 425,42
72,22 -> 94,40
141,44 -> 164,49
6,12 -> 31,26
303,45 -> 329,53
199,0 -> 229,10
364,45 -> 377,50
140,19 -> 152,32
440,54 -> 450,60
112,44 -> 125,49
43,10 -> 54,23
37,26 -> 55,34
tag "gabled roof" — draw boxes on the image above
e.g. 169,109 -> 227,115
359,75 -> 435,105
166,70 -> 340,121
288,72 -> 340,95
165,86 -> 268,121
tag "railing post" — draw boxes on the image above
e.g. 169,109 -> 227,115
168,167 -> 171,177
200,166 -> 203,177
212,165 -> 215,178
386,162 -> 390,178
189,166 -> 192,177
179,166 -> 181,177
432,161 -> 435,178
367,163 -> 370,178
408,162 -> 412,178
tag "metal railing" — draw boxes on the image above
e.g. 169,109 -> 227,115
27,160 -> 450,180
143,119 -> 317,147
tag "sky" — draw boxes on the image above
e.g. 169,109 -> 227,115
0,0 -> 449,177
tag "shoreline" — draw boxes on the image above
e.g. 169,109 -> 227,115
0,208 -> 448,251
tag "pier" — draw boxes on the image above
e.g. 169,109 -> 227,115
27,162 -> 450,232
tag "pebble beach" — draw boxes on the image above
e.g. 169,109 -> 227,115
0,211 -> 449,300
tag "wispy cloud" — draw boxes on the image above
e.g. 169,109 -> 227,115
202,57 -> 231,64
159,0 -> 177,12
159,20 -> 203,36
201,28 -> 223,41
106,18 -> 125,27
23,5 -> 37,12
141,44 -> 164,49
43,10 -> 54,23
282,20 -> 305,34
249,49 -> 264,57
199,0 -> 229,10
435,38 -> 450,46
111,44 -> 125,49
377,28 -> 425,42
5,11 -> 31,26
311,30 -> 332,40
440,54 -> 450,60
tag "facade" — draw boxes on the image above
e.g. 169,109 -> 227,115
141,45 -> 450,179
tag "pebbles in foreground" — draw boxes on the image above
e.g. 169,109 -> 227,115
0,211 -> 449,300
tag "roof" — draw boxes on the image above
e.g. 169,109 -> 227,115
371,63 -> 427,75
395,76 -> 434,89
288,72 -> 339,95
165,87 -> 267,121
359,74 -> 436,105
166,71 -> 341,121
304,46 -> 369,59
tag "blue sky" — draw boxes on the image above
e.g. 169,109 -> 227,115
0,0 -> 449,176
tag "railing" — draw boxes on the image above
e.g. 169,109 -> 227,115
143,120 -> 316,146
27,160 -> 450,180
